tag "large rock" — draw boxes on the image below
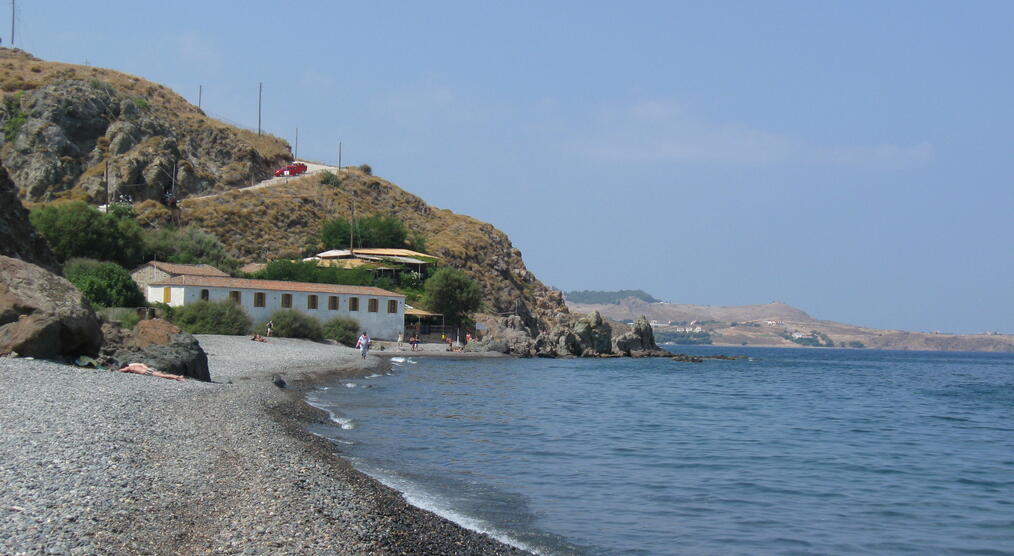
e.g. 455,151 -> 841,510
0,256 -> 101,358
613,315 -> 669,357
0,166 -> 60,273
106,319 -> 210,381
572,311 -> 613,355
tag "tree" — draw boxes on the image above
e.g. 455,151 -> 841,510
63,258 -> 145,308
30,201 -> 145,268
423,268 -> 482,325
262,309 -> 323,340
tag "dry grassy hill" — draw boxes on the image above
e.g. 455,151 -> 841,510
0,48 -> 290,203
135,168 -> 569,330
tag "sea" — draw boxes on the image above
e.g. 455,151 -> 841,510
306,346 -> 1014,555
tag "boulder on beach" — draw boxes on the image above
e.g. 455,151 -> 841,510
104,319 -> 211,381
0,256 -> 102,359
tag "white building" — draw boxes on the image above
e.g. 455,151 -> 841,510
131,260 -> 229,292
147,275 -> 405,340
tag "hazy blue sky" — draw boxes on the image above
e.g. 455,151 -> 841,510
11,1 -> 1013,333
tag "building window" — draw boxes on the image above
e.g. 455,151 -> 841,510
328,296 -> 339,310
229,291 -> 241,304
163,287 -> 171,304
348,297 -> 359,311
254,292 -> 266,307
200,289 -> 209,301
307,295 -> 318,309
387,300 -> 398,313
281,293 -> 292,308
368,298 -> 379,313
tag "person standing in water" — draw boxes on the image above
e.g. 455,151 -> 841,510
355,332 -> 371,359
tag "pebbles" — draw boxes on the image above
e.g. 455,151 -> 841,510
1,335 -> 521,554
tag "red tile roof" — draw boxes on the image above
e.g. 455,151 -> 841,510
150,275 -> 403,297
135,261 -> 229,277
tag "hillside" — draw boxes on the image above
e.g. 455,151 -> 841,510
0,49 -> 291,203
564,289 -> 659,304
567,298 -> 1014,352
135,168 -> 569,330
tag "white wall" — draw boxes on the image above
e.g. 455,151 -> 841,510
146,285 -> 404,340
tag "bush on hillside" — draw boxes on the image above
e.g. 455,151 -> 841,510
64,258 -> 145,309
262,309 -> 323,341
30,201 -> 145,267
320,215 -> 407,250
143,226 -> 239,273
358,164 -> 372,175
254,259 -> 375,286
172,300 -> 252,335
323,316 -> 359,346
320,171 -> 340,187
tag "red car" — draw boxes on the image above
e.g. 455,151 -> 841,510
274,162 -> 308,177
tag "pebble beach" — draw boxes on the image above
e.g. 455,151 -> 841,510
0,335 -> 521,555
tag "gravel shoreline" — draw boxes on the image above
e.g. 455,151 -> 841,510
0,335 -> 523,555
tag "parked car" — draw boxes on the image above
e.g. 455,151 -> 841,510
274,162 -> 308,177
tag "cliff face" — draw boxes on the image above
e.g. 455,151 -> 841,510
136,169 -> 570,332
0,49 -> 291,203
0,165 -> 59,272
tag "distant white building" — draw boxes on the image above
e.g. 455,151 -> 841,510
147,275 -> 405,340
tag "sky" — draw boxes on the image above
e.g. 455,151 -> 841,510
9,1 -> 1013,334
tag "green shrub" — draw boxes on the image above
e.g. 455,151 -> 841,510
173,300 -> 252,335
323,316 -> 359,346
320,171 -> 340,187
320,215 -> 407,250
30,201 -> 145,267
98,307 -> 142,330
264,309 -> 323,340
148,301 -> 175,320
143,226 -> 239,273
358,163 -> 372,175
132,97 -> 149,110
64,258 -> 145,309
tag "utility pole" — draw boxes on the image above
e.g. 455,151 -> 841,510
104,159 -> 109,207
338,141 -> 342,170
294,127 -> 298,160
198,85 -> 202,109
257,82 -> 262,135
10,0 -> 15,47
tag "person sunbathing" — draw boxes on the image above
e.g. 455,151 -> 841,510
251,334 -> 268,342
116,362 -> 185,381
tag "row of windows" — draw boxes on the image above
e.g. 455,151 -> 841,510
207,289 -> 398,313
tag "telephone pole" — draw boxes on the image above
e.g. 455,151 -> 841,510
294,127 -> 298,160
197,85 -> 202,109
10,0 -> 15,47
257,82 -> 262,135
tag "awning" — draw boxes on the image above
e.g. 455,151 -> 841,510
405,306 -> 441,317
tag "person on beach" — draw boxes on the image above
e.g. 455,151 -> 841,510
355,332 -> 371,359
251,334 -> 267,342
397,331 -> 404,349
409,334 -> 419,351
266,320 -> 274,337
116,362 -> 185,381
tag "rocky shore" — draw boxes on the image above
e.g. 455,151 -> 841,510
0,335 -> 522,555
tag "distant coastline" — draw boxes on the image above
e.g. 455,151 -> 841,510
567,297 -> 1014,353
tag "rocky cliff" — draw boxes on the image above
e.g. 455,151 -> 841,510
0,165 -> 59,272
0,49 -> 291,203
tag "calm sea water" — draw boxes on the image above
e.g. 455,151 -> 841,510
307,347 -> 1014,555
